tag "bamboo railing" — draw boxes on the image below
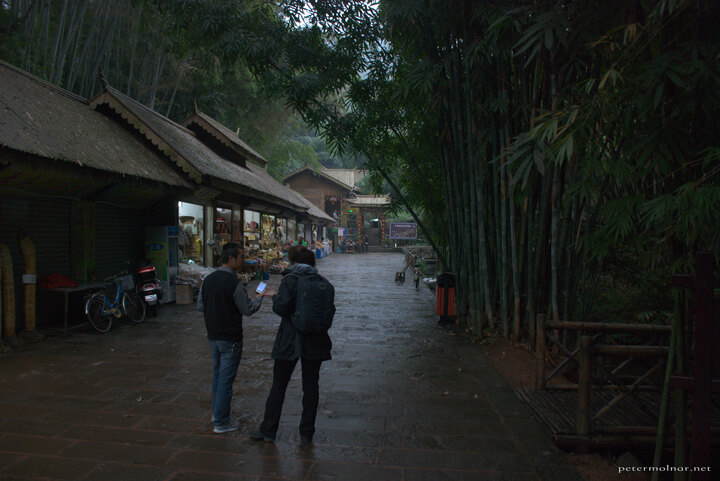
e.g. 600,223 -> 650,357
534,316 -> 672,452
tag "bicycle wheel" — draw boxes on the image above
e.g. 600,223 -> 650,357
122,291 -> 146,323
86,296 -> 113,333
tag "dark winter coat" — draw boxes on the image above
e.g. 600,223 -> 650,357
270,263 -> 333,361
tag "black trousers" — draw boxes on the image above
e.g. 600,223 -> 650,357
259,358 -> 322,438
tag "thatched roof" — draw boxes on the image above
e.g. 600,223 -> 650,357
90,86 -> 308,211
284,165 -> 354,191
322,168 -> 366,190
182,111 -> 268,168
0,61 -> 189,188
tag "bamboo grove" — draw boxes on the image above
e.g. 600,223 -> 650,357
375,1 -> 720,339
0,0 -> 294,153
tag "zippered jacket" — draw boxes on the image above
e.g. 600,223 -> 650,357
271,263 -> 332,361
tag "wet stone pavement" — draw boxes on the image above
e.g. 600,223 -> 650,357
0,252 -> 582,481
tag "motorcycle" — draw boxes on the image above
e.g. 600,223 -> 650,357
135,262 -> 163,317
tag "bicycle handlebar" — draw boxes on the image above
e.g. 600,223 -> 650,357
103,271 -> 130,282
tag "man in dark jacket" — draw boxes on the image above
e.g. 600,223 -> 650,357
250,246 -> 332,444
197,242 -> 275,434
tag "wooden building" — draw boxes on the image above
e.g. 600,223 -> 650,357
284,166 -> 390,245
0,61 -> 332,333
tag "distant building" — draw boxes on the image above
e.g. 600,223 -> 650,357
284,166 -> 391,246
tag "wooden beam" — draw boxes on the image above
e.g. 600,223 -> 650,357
576,336 -> 592,454
593,345 -> 669,356
669,376 -> 720,392
545,320 -> 671,333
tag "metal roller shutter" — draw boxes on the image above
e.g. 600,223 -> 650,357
94,203 -> 146,278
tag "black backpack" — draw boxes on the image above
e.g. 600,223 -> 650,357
291,273 -> 336,334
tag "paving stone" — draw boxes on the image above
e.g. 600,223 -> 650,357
404,467 -> 538,481
268,443 -> 378,464
306,462 -> 402,481
0,451 -> 26,471
0,402 -> 53,420
82,462 -> 168,481
3,455 -> 97,479
171,472 -> 257,481
0,433 -> 73,455
58,440 -> 177,465
378,448 -> 532,471
401,433 -> 485,452
135,415 -> 208,434
166,433 -> 267,455
535,465 -> 585,481
168,451 -> 310,478
0,418 -> 73,438
43,408 -> 143,428
61,425 -> 177,446
309,427 -> 403,448
13,392 -> 117,412
0,252 -> 580,481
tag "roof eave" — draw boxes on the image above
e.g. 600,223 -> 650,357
284,166 -> 353,191
182,113 -> 268,168
89,91 -> 202,184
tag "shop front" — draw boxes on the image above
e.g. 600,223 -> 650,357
178,201 -> 205,264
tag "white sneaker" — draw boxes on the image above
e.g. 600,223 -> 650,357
213,419 -> 240,434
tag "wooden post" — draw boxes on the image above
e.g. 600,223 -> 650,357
18,230 -> 37,332
535,314 -> 546,390
0,244 -> 15,337
690,252 -> 713,480
576,335 -> 592,454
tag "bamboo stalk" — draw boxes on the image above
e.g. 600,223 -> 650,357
577,335 -> 592,454
674,291 -> 688,479
50,0 -> 70,84
526,189 -> 536,341
535,314 -> 546,390
534,167 -> 553,324
651,309 -> 676,481
551,166 -> 566,348
509,179 -> 521,340
500,133 -> 509,338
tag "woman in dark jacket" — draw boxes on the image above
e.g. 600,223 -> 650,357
250,246 -> 332,444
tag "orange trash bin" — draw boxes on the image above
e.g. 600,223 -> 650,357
435,272 -> 456,322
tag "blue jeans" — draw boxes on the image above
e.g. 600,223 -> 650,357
209,339 -> 243,426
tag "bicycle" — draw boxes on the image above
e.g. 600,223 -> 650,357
84,272 -> 146,333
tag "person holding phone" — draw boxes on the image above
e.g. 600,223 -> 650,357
197,243 -> 276,434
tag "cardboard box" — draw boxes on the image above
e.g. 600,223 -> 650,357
176,284 -> 193,304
